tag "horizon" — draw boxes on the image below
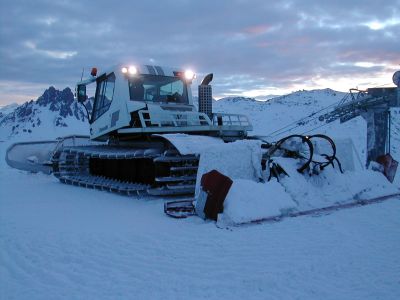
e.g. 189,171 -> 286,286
0,0 -> 399,106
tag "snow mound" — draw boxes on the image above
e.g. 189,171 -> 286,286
196,146 -> 400,226
275,157 -> 399,210
195,140 -> 262,196
157,133 -> 224,155
221,179 -> 296,224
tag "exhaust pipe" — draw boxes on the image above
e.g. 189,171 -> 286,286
198,73 -> 213,120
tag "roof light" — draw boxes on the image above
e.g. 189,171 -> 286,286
121,67 -> 128,74
184,70 -> 195,80
91,67 -> 98,77
128,66 -> 137,75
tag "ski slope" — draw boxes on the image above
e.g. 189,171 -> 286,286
1,89 -> 400,299
1,149 -> 399,299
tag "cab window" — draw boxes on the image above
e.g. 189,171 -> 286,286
92,73 -> 115,121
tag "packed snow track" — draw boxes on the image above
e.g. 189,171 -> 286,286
1,144 -> 400,300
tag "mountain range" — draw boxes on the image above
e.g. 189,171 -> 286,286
0,86 -> 92,140
0,86 -> 342,140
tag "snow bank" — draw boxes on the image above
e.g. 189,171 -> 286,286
192,137 -> 399,225
221,160 -> 399,225
157,133 -> 224,155
274,157 -> 399,210
221,179 -> 296,224
195,139 -> 262,196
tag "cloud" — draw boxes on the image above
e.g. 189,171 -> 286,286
24,41 -> 77,59
0,0 -> 399,104
243,25 -> 271,35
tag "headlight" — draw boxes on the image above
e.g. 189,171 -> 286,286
121,67 -> 128,74
184,70 -> 195,80
128,66 -> 137,75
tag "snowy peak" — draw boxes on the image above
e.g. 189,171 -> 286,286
254,94 -> 280,101
37,86 -> 75,115
269,88 -> 344,106
216,89 -> 345,106
0,86 -> 89,139
218,96 -> 258,103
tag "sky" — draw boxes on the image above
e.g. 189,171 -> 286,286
0,0 -> 399,105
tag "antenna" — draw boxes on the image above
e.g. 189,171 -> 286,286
80,67 -> 84,81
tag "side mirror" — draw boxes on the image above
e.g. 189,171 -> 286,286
76,84 -> 87,103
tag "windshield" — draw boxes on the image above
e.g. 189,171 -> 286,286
129,75 -> 189,104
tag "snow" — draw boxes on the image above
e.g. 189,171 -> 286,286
221,179 -> 296,224
156,133 -> 224,155
0,106 -> 88,142
194,140 -> 262,196
274,157 -> 398,209
1,159 -> 399,299
1,88 -> 400,299
0,102 -> 19,115
194,144 -> 398,226
0,87 -> 89,142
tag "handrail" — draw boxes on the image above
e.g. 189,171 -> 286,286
138,110 -> 212,128
212,113 -> 252,127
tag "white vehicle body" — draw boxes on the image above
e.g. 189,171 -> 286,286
78,64 -> 252,141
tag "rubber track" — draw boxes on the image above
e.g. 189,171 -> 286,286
53,145 -> 199,196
